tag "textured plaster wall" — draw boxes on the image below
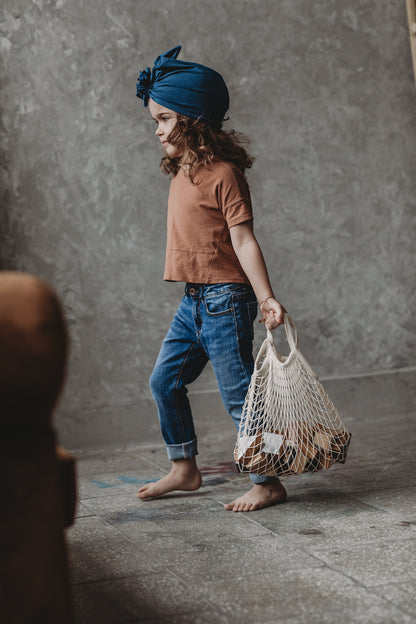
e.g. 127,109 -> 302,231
1,0 -> 415,449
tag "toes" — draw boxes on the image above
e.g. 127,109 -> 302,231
137,485 -> 154,499
225,498 -> 255,512
240,502 -> 255,512
225,499 -> 244,512
224,500 -> 238,511
233,501 -> 247,512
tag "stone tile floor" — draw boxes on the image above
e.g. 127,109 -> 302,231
67,371 -> 416,623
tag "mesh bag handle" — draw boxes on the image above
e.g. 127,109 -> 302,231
258,315 -> 318,379
266,314 -> 297,360
255,314 -> 297,371
270,313 -> 298,350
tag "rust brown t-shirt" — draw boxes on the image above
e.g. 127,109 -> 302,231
163,161 -> 253,284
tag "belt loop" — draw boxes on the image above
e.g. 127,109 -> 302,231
186,283 -> 204,297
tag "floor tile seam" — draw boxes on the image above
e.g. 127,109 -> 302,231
347,491 -> 416,516
305,557 -> 416,595
294,546 -> 366,577
199,563 -> 362,590
350,508 -> 416,526
317,494 -> 416,519
70,569 -> 173,588
337,481 -> 416,496
299,557 -> 385,593
70,572 -> 146,587
303,492 -> 390,514
78,489 -> 147,502
71,568 -> 188,586
300,536 -> 416,557
75,511 -> 162,557
310,534 -> 416,556
365,585 -> 416,618
255,527 -> 416,549
348,483 -> 416,495
203,594 -> 305,623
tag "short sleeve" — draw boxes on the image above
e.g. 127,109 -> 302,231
215,163 -> 253,228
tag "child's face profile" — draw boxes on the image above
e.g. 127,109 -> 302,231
149,99 -> 181,158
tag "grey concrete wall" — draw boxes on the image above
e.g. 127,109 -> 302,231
1,0 -> 415,449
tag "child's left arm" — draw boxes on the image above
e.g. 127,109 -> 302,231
230,221 -> 286,330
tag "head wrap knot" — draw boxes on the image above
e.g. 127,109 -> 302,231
136,67 -> 154,106
136,46 -> 229,128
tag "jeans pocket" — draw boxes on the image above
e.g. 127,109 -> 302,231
204,292 -> 233,316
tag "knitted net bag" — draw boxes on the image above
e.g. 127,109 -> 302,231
234,315 -> 351,477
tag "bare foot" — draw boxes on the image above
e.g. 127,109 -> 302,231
224,480 -> 287,512
137,458 -> 202,500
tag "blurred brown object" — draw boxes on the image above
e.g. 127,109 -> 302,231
0,272 -> 76,623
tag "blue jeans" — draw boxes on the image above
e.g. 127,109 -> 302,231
150,283 -> 276,484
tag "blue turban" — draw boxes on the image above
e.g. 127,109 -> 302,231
136,46 -> 229,128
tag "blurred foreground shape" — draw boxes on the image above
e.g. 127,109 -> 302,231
0,272 -> 76,624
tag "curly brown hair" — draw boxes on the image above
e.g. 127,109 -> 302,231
160,114 -> 254,183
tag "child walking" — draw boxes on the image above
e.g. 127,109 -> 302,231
136,46 -> 287,511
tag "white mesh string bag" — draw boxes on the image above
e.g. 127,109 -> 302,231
234,315 -> 351,477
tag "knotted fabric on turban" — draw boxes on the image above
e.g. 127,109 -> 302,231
136,46 -> 229,128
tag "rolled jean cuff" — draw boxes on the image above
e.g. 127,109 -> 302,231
166,438 -> 198,460
249,473 -> 280,485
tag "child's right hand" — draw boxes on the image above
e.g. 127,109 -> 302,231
259,298 -> 286,330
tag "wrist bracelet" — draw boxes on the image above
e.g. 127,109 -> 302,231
258,296 -> 273,306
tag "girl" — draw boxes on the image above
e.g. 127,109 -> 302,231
136,46 -> 287,512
